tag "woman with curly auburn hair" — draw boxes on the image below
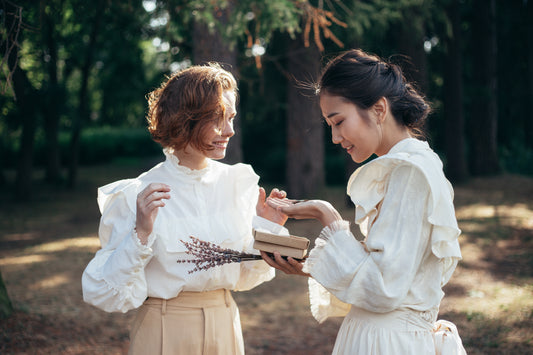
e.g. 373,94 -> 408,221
82,63 -> 288,355
146,64 -> 238,154
263,49 -> 466,355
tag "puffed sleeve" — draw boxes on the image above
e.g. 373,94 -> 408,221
230,163 -> 278,291
303,164 -> 434,315
81,179 -> 155,313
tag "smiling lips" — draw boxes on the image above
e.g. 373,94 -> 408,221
212,141 -> 229,149
343,144 -> 354,154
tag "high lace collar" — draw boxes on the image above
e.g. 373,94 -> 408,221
163,148 -> 214,182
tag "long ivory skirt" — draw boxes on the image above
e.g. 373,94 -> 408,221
128,289 -> 244,355
332,306 -> 437,355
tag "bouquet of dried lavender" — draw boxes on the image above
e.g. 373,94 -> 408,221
177,236 -> 263,274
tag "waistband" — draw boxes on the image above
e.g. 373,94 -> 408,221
347,306 -> 437,332
145,289 -> 232,310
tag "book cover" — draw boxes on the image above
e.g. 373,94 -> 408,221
252,230 -> 310,249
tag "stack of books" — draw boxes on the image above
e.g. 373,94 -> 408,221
253,229 -> 310,260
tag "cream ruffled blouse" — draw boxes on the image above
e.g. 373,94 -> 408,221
82,149 -> 282,313
302,138 -> 462,323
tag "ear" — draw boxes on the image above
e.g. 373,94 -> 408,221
372,97 -> 388,124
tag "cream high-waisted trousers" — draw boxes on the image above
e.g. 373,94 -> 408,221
128,289 -> 244,355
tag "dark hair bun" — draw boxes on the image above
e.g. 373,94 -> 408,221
318,49 -> 431,136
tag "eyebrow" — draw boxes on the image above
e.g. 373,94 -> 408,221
326,112 -> 339,119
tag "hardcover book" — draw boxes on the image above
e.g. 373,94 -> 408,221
252,229 -> 310,259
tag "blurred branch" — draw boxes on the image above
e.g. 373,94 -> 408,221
0,0 -> 22,99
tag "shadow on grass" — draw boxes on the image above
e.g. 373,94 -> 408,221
439,310 -> 533,355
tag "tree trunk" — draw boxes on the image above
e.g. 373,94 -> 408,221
392,15 -> 428,93
470,0 -> 500,175
15,96 -> 36,200
286,40 -> 324,198
6,11 -> 37,200
443,0 -> 468,183
0,271 -> 13,319
68,0 -> 103,188
43,8 -> 62,184
192,5 -> 242,165
0,131 -> 5,186
527,0 -> 533,149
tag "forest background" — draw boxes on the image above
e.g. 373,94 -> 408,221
1,0 -> 532,354
2,0 -> 532,197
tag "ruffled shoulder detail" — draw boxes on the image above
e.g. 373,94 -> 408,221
347,139 -> 462,284
97,178 -> 142,215
229,162 -> 259,184
347,157 -> 398,226
226,162 -> 260,209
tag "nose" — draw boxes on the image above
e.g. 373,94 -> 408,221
331,128 -> 342,144
222,119 -> 235,138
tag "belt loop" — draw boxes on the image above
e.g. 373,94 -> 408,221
224,289 -> 230,307
162,299 -> 167,315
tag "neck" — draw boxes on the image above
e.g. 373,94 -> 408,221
376,120 -> 411,157
384,131 -> 411,153
174,148 -> 208,170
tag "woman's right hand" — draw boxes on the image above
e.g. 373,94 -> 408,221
135,183 -> 171,244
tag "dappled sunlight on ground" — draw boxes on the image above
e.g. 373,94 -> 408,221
0,254 -> 52,267
30,274 -> 71,291
24,236 -> 102,254
439,179 -> 533,354
457,202 -> 532,227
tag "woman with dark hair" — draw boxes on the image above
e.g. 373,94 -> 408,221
82,63 -> 287,354
263,49 -> 466,354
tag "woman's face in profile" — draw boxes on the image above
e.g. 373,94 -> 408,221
320,93 -> 381,163
201,90 -> 237,161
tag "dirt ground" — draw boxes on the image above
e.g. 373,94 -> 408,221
0,162 -> 532,354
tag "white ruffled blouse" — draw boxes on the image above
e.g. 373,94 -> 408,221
302,138 -> 463,323
82,150 -> 282,313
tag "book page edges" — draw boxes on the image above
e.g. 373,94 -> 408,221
253,240 -> 308,259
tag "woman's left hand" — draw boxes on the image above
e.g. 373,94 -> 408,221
267,198 -> 342,227
256,187 -> 288,225
260,251 -> 310,277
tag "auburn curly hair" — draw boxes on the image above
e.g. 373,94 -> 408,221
146,63 -> 238,152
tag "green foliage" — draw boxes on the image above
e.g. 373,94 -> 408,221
2,0 -> 532,188
2,127 -> 161,169
342,0 -> 436,45
71,127 -> 162,165
231,0 -> 301,43
238,41 -> 287,182
500,142 -> 533,176
159,0 -> 302,46
95,2 -> 149,126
